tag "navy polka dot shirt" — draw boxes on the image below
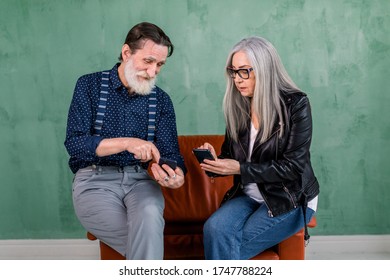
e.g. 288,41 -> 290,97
64,64 -> 186,174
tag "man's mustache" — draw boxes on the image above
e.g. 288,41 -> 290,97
137,72 -> 152,80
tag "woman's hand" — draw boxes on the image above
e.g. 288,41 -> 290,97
198,142 -> 217,158
150,163 -> 185,189
197,142 -> 240,175
200,158 -> 241,176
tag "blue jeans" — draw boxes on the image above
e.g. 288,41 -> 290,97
203,195 -> 315,260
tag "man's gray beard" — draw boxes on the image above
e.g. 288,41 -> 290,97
124,59 -> 156,95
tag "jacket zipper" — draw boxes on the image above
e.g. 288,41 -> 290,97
252,126 -> 281,153
238,125 -> 282,217
282,183 -> 297,208
262,196 -> 274,217
257,188 -> 274,217
238,141 -> 248,161
234,183 -> 243,197
224,183 -> 241,202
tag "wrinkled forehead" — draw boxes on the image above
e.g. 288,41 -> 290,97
132,39 -> 168,62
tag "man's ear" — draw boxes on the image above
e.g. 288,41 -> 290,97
121,44 -> 131,61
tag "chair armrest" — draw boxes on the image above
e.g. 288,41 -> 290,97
277,216 -> 318,259
308,216 -> 317,227
277,229 -> 305,260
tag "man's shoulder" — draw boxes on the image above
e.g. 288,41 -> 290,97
76,70 -> 103,84
154,85 -> 167,95
74,70 -> 108,96
154,86 -> 171,99
76,65 -> 117,84
154,86 -> 175,108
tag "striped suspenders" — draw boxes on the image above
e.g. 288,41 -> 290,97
147,89 -> 157,142
93,71 -> 110,136
93,71 -> 157,142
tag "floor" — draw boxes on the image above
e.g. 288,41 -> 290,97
306,252 -> 390,260
305,234 -> 390,260
0,235 -> 389,260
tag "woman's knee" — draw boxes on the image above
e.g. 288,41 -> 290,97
306,208 -> 315,223
203,213 -> 226,238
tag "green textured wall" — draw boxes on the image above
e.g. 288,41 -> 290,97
0,0 -> 389,239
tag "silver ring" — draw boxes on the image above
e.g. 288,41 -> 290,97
164,176 -> 169,182
171,174 -> 176,179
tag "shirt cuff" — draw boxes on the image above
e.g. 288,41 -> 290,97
86,136 -> 104,157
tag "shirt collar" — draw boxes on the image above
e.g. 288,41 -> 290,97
110,63 -> 124,90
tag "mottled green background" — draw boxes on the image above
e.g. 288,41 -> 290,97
0,0 -> 389,239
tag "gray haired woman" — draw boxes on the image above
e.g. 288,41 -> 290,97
198,36 -> 320,259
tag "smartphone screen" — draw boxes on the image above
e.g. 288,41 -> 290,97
192,148 -> 215,163
158,157 -> 177,170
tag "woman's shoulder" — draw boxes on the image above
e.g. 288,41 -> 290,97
281,90 -> 308,104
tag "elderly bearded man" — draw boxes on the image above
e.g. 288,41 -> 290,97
65,22 -> 186,260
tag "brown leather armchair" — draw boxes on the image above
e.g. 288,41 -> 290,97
87,135 -> 317,260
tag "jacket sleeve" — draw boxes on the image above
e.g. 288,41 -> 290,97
240,95 -> 313,184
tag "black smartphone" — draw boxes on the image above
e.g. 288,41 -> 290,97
158,157 -> 177,170
192,148 -> 215,163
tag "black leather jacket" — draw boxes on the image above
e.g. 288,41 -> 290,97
219,91 -> 320,221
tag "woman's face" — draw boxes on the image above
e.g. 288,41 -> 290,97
230,51 -> 256,97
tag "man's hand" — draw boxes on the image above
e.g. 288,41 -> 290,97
150,163 -> 185,189
96,137 -> 160,162
124,138 -> 160,162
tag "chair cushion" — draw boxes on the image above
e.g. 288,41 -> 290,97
162,135 -> 233,223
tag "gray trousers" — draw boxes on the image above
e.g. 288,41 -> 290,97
72,165 -> 164,260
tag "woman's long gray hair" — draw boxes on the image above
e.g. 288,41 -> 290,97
223,36 -> 300,143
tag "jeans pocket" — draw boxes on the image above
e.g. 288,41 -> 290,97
72,170 -> 96,194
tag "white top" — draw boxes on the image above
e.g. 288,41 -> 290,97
243,123 -> 265,203
243,123 -> 318,211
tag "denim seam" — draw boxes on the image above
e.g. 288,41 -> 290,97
241,207 -> 298,247
229,199 -> 260,258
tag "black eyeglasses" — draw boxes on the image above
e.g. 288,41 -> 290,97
226,67 -> 253,79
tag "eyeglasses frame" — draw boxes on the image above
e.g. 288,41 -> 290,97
226,67 -> 254,79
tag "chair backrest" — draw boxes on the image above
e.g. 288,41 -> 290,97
162,135 -> 233,223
